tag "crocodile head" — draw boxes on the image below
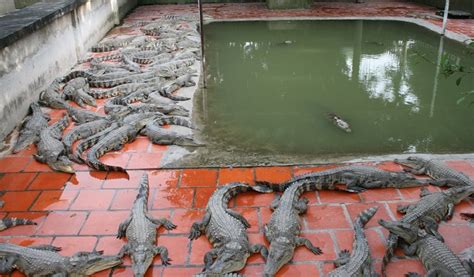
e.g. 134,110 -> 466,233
50,156 -> 75,173
444,185 -> 474,204
378,219 -> 423,244
130,245 -> 155,277
204,242 -> 249,274
68,251 -> 122,275
394,156 -> 427,170
263,237 -> 294,276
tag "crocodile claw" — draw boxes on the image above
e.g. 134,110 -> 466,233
163,221 -> 177,230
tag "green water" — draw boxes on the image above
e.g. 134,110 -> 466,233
199,20 -> 474,159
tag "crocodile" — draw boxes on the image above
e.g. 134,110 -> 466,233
173,73 -> 196,87
71,122 -> 119,164
0,217 -> 36,231
89,83 -> 146,99
276,165 -> 424,193
143,91 -> 177,106
85,114 -> 157,173
104,98 -> 133,116
129,103 -> 189,117
262,180 -> 323,276
141,124 -> 202,146
158,82 -> 191,101
63,78 -> 97,108
117,174 -> 176,276
381,185 -> 474,275
38,79 -> 68,109
189,182 -> 272,275
13,102 -> 50,153
379,219 -> 472,276
155,116 -> 194,129
91,36 -> 137,52
66,105 -> 105,124
0,243 -> 122,276
395,156 -> 474,187
62,119 -> 111,157
327,112 -> 351,133
328,207 -> 379,277
34,114 -> 74,173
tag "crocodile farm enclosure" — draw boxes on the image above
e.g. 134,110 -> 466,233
0,1 -> 473,277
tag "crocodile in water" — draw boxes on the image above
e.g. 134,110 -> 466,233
0,243 -> 122,276
189,182 -> 272,275
117,174 -> 176,276
328,207 -> 379,277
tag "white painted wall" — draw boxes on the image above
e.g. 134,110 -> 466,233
0,0 -> 138,141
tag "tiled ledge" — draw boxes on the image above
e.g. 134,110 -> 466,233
0,0 -> 87,49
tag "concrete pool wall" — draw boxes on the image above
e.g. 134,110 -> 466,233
0,0 -> 138,142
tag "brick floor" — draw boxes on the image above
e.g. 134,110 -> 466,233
0,3 -> 473,277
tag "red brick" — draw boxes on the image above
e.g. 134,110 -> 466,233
96,236 -> 127,256
305,205 -> 351,229
0,173 -> 36,190
189,236 -> 212,265
103,170 -> 145,188
239,265 -> 264,276
80,211 -> 129,235
0,212 -> 46,236
219,168 -> 254,185
234,191 -> 275,208
110,189 -> 138,210
70,190 -> 115,210
334,228 -> 386,259
0,157 -> 31,172
9,144 -> 37,157
99,152 -> 130,169
149,144 -> 168,153
36,211 -> 87,235
0,191 -> 39,211
359,188 -> 401,202
30,190 -> 78,211
234,207 -> 260,233
439,224 -> 474,253
346,203 -> 393,228
52,236 -> 98,256
148,169 -> 179,188
127,153 -> 163,170
319,190 -> 361,203
451,200 -> 474,223
65,171 -> 107,190
23,158 -> 53,172
181,169 -> 218,187
8,237 -> 53,247
152,187 -> 194,209
157,235 -> 189,265
385,259 -> 425,277
194,187 -> 214,208
293,232 -> 336,261
162,267 -> 201,277
171,209 -> 205,234
255,167 -> 292,183
247,233 -> 268,264
28,172 -> 71,190
386,201 -> 416,220
276,264 -> 320,277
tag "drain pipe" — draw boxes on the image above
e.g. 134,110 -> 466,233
441,0 -> 449,36
198,0 -> 207,88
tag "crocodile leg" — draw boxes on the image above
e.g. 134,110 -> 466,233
33,154 -> 46,163
429,178 -> 466,187
419,187 -> 432,198
153,246 -> 171,266
270,194 -> 281,211
397,204 -> 413,214
333,249 -> 351,267
117,244 -> 131,258
203,248 -> 219,271
295,237 -> 323,255
189,212 -> 211,240
420,216 -> 444,242
250,244 -> 268,260
117,215 -> 132,239
29,245 -> 62,252
225,209 -> 251,228
404,168 -> 426,175
295,198 -> 309,214
146,216 -> 177,230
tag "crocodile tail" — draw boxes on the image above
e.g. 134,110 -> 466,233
381,233 -> 399,276
50,114 -> 70,136
86,156 -> 129,178
354,206 -> 378,228
254,181 -> 287,192
0,217 -> 37,231
62,71 -> 95,82
136,173 -> 149,201
157,116 -> 193,129
62,130 -> 79,155
72,136 -> 101,163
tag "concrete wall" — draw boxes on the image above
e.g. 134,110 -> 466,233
0,0 -> 16,15
0,0 -> 137,141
